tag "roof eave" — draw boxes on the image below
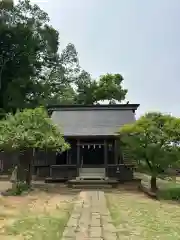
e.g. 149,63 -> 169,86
47,104 -> 140,112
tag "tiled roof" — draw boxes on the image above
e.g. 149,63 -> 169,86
50,105 -> 139,136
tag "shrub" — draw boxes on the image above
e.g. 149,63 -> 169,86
158,187 -> 180,201
5,182 -> 31,196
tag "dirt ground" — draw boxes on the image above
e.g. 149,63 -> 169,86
0,181 -> 79,240
0,181 -> 12,193
106,184 -> 180,240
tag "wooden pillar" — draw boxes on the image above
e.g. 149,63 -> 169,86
114,139 -> 118,164
66,150 -> 69,165
118,139 -> 123,164
77,139 -> 80,167
76,139 -> 80,177
104,139 -> 108,176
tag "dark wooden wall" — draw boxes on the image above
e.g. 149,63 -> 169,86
0,137 -> 134,182
0,151 -> 19,174
106,165 -> 133,181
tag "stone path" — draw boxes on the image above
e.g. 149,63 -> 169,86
62,190 -> 118,240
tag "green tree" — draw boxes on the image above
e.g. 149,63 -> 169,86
0,0 -> 59,112
0,0 -> 14,10
75,71 -> 97,104
75,73 -> 128,104
0,0 -> 129,110
95,73 -> 127,103
37,43 -> 79,106
0,107 -> 69,185
0,0 -> 81,113
119,112 -> 180,192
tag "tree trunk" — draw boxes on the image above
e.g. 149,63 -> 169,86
17,153 -> 26,182
26,162 -> 32,186
150,176 -> 157,192
25,149 -> 33,186
18,149 -> 33,186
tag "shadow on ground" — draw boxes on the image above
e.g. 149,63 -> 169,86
104,182 -> 142,195
0,177 -> 80,196
32,181 -> 80,195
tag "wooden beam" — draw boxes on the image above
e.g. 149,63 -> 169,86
66,150 -> 69,165
114,139 -> 118,164
76,139 -> 80,177
104,139 -> 108,167
77,139 -> 80,167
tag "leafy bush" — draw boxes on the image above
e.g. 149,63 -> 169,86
158,187 -> 180,201
5,182 -> 31,196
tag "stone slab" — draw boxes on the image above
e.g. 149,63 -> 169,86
61,190 -> 118,239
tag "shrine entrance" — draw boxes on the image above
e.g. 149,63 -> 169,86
80,143 -> 104,167
78,141 -> 105,179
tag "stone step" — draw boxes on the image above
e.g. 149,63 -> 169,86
45,178 -> 67,183
79,172 -> 105,175
67,179 -> 119,189
78,177 -> 105,181
70,179 -> 116,184
79,173 -> 105,177
79,168 -> 105,174
70,184 -> 112,189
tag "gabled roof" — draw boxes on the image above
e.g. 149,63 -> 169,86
48,104 -> 140,137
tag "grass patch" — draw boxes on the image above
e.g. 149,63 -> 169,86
136,172 -> 180,201
106,190 -> 180,239
3,182 -> 32,196
158,187 -> 180,201
0,183 -> 77,240
3,210 -> 70,240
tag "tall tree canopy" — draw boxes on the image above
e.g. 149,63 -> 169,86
0,0 -> 80,113
119,112 -> 180,191
0,0 -> 128,115
75,73 -> 128,105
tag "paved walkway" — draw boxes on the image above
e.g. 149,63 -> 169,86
62,190 -> 118,240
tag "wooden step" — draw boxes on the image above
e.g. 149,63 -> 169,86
45,178 -> 67,183
79,168 -> 105,179
69,179 -> 118,184
79,168 -> 105,174
79,174 -> 105,178
76,176 -> 107,180
70,184 -> 112,189
67,179 -> 119,189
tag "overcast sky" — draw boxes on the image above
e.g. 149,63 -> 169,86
29,0 -> 180,117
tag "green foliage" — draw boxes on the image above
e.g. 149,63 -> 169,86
0,0 -> 81,113
0,107 -> 69,151
6,182 -> 30,196
38,43 -> 80,106
158,187 -> 180,201
75,73 -> 127,104
0,0 -> 14,10
0,0 -> 128,113
95,74 -> 127,103
75,71 -> 97,104
119,112 -> 180,177
0,0 -> 128,112
0,0 -> 58,111
4,210 -> 69,239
